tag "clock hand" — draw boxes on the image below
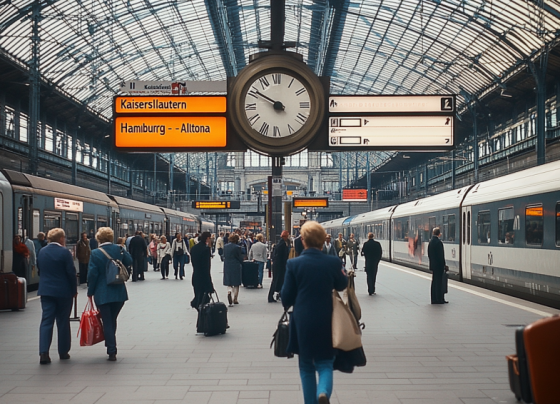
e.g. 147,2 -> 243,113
256,91 -> 285,111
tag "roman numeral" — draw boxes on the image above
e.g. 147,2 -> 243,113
296,113 -> 307,124
248,114 -> 260,126
273,126 -> 281,137
299,101 -> 310,109
259,122 -> 270,136
288,124 -> 295,135
295,88 -> 307,96
245,103 -> 256,111
288,78 -> 294,88
259,76 -> 270,89
272,74 -> 281,85
248,87 -> 259,99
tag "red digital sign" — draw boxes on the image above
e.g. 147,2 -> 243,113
342,189 -> 367,201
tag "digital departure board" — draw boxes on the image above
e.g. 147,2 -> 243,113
192,201 -> 241,209
292,198 -> 329,208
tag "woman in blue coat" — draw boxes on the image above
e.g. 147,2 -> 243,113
223,234 -> 244,306
281,221 -> 347,404
87,227 -> 132,361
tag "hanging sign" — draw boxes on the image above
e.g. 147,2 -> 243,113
54,197 -> 83,212
342,189 -> 368,201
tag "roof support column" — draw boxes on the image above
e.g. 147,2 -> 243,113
107,150 -> 112,195
153,154 -> 157,204
529,51 -> 549,166
28,0 -> 41,176
451,149 -> 456,190
71,128 -> 77,185
366,153 -> 371,208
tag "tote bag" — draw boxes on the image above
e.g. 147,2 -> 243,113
332,290 -> 362,352
77,297 -> 105,346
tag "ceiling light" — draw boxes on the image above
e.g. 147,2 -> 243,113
500,88 -> 512,98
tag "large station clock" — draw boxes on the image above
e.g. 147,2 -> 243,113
228,54 -> 326,156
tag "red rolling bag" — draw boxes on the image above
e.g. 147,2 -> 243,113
0,272 -> 26,310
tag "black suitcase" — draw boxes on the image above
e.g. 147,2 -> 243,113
197,293 -> 228,336
506,355 -> 523,402
242,260 -> 259,288
514,327 -> 533,403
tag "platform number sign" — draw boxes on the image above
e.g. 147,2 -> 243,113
441,97 -> 454,111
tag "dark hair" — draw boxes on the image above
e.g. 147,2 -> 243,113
433,227 -> 441,236
199,232 -> 211,244
81,232 -> 87,237
135,230 -> 142,235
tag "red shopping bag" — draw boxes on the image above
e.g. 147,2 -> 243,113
77,297 -> 105,346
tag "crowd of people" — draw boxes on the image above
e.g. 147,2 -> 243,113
23,220 -> 449,404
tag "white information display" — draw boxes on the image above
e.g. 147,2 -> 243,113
329,116 -> 453,147
54,197 -> 83,212
120,80 -> 227,95
329,95 -> 454,113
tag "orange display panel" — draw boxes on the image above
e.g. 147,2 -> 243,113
192,201 -> 240,209
115,96 -> 226,114
293,198 -> 329,208
115,116 -> 227,148
342,189 -> 367,201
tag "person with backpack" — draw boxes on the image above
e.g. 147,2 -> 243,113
87,227 -> 132,362
171,233 -> 189,280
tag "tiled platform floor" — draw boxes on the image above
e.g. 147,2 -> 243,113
1,254 -> 558,404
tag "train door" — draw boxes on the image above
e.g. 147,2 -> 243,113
0,191 -> 3,272
461,206 -> 472,279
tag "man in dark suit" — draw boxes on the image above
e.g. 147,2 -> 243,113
361,232 -> 383,295
428,227 -> 447,304
36,228 -> 77,365
322,234 -> 337,256
268,230 -> 290,303
129,231 -> 148,281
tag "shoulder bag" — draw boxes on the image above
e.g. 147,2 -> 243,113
99,247 -> 129,285
332,290 -> 362,351
345,271 -> 362,322
270,310 -> 294,358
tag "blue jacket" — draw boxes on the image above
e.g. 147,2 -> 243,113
87,244 -> 132,306
281,248 -> 347,360
37,243 -> 77,298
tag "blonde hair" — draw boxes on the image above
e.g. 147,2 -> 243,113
47,228 -> 65,243
256,233 -> 264,242
300,221 -> 326,249
96,227 -> 114,244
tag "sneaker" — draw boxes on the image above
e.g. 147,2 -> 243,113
227,292 -> 233,306
257,284 -> 263,289
318,393 -> 329,404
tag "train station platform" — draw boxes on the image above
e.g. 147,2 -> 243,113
1,254 -> 558,404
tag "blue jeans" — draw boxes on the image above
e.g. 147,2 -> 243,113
257,261 -> 265,285
298,356 -> 335,404
39,296 -> 73,355
173,254 -> 186,277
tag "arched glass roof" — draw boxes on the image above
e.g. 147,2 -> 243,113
1,1 -> 559,120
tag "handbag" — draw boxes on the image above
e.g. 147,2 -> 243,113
99,247 -> 129,285
332,290 -> 362,351
77,297 -> 105,346
270,310 -> 293,358
288,247 -> 296,260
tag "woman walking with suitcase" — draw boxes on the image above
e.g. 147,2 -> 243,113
223,234 -> 244,306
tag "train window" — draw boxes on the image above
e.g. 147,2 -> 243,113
462,212 -> 466,243
498,208 -> 515,245
128,221 -> 134,235
65,213 -> 79,244
429,217 -> 436,236
477,211 -> 491,244
43,211 -> 61,236
33,210 -> 40,238
394,221 -> 402,240
83,215 -> 95,240
556,203 -> 560,246
467,211 -> 471,245
525,205 -> 543,246
97,217 -> 107,231
448,215 -> 456,242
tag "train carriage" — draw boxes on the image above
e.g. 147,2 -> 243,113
461,160 -> 560,306
348,206 -> 396,261
2,169 -> 118,289
391,186 -> 471,280
161,208 -> 199,236
108,195 -> 165,238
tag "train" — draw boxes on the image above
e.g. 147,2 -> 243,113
0,169 -> 214,290
322,160 -> 560,309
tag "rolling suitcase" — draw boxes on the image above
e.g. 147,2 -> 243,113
0,272 -> 21,311
16,277 -> 27,309
242,260 -> 259,288
506,354 -> 523,402
197,292 -> 228,337
523,315 -> 560,404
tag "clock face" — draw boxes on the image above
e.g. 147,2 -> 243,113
243,73 -> 312,138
